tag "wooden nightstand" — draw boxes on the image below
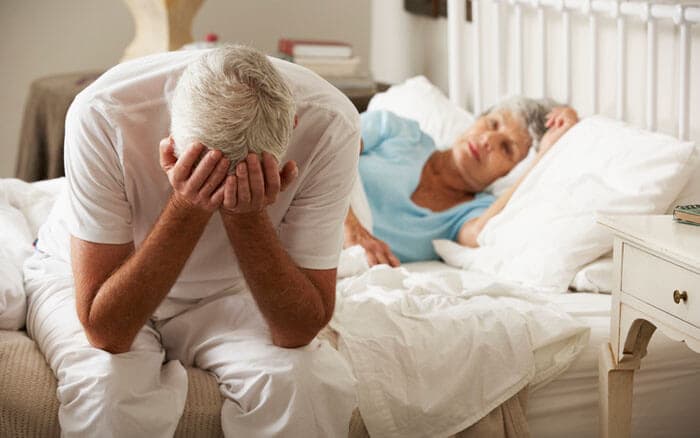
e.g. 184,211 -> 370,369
598,214 -> 700,438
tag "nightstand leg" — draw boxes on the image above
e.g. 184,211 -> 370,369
599,343 -> 634,438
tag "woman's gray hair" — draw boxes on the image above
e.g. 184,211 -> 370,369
170,44 -> 296,170
482,96 -> 558,150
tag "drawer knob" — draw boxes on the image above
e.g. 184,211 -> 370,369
673,290 -> 688,304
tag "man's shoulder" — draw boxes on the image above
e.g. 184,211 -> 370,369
74,50 -> 204,112
270,57 -> 359,131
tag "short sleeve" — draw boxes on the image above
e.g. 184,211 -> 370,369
278,113 -> 361,270
449,193 -> 495,240
64,96 -> 133,244
360,110 -> 425,155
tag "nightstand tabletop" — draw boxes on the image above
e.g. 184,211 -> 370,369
598,214 -> 700,270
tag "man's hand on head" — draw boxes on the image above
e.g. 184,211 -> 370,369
221,151 -> 298,216
159,136 -> 229,214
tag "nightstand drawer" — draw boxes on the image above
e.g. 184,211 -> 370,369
620,243 -> 700,327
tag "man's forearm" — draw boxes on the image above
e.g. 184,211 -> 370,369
85,196 -> 211,353
220,210 -> 329,347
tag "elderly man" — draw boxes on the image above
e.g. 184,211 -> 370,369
24,45 -> 359,437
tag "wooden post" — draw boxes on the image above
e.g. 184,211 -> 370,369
121,0 -> 205,62
598,343 -> 634,438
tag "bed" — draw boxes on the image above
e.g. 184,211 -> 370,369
2,0 -> 700,436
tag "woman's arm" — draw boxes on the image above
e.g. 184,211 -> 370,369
457,106 -> 579,247
344,207 -> 400,266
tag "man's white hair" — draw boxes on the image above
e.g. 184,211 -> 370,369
170,44 -> 295,170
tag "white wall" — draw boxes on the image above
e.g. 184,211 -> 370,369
0,0 -> 370,178
371,0 -> 700,141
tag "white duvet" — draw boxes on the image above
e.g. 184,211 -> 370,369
0,178 -> 590,438
0,178 -> 62,329
331,255 -> 589,438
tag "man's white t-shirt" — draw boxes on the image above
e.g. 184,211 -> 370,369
38,50 -> 360,319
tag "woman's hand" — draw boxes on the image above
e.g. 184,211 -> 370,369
159,137 -> 229,214
344,210 -> 400,267
221,151 -> 298,216
539,106 -> 579,154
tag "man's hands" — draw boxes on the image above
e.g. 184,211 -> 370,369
159,137 -> 298,216
539,106 -> 579,154
160,137 -> 228,213
221,152 -> 298,216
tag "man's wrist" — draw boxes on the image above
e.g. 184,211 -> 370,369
220,209 -> 269,229
169,193 -> 214,222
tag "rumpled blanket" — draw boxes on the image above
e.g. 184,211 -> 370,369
331,251 -> 589,438
0,178 -> 63,329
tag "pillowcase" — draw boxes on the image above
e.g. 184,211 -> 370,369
666,153 -> 700,212
367,76 -> 474,149
435,116 -> 698,292
569,255 -> 614,293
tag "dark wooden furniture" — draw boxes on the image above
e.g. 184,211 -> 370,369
15,72 -> 102,182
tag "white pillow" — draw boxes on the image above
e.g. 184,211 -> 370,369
667,149 -> 700,212
435,116 -> 698,292
367,76 -> 474,149
569,255 -> 614,293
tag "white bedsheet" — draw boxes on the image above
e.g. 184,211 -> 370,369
529,292 -> 700,437
331,259 -> 589,438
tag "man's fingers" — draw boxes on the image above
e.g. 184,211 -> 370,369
279,161 -> 298,192
172,143 -> 205,183
210,181 -> 226,207
187,148 -> 223,193
200,157 -> 229,197
246,154 -> 265,210
159,137 -> 177,171
262,151 -> 281,202
223,175 -> 237,210
236,162 -> 251,205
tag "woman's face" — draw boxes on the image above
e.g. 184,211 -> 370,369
450,109 -> 532,191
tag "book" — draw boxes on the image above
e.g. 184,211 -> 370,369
673,204 -> 700,226
291,56 -> 361,77
278,38 -> 352,58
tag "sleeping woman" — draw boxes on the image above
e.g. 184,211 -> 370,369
344,96 -> 579,266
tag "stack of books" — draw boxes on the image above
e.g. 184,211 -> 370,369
277,38 -> 376,96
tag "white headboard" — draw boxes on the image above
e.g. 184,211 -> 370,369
447,0 -> 699,140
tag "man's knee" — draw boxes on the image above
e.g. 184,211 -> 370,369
56,350 -> 187,438
219,342 -> 356,437
229,340 -> 356,412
